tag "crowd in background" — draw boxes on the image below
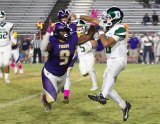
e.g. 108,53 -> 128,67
127,32 -> 160,64
142,10 -> 159,26
16,31 -> 160,65
138,0 -> 160,8
17,35 -> 48,64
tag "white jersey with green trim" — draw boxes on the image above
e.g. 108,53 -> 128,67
0,22 -> 13,47
77,41 -> 93,56
105,24 -> 127,58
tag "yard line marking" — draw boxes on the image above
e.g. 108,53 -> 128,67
0,77 -> 91,109
0,94 -> 39,109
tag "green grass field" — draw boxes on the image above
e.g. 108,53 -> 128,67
0,63 -> 160,124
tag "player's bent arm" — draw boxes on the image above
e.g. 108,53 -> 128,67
79,15 -> 99,25
99,34 -> 116,48
40,33 -> 51,52
10,28 -> 17,45
77,25 -> 96,45
90,40 -> 98,49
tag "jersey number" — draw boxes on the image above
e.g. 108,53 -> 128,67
79,45 -> 85,52
106,46 -> 111,53
60,50 -> 70,65
0,31 -> 8,39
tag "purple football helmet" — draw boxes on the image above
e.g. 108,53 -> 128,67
54,22 -> 70,40
57,9 -> 69,20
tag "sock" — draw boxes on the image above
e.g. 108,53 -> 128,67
18,63 -> 22,69
14,67 -> 18,73
0,69 -> 3,78
109,89 -> 126,109
10,62 -> 15,68
4,73 -> 9,80
102,73 -> 115,98
64,73 -> 71,97
88,69 -> 97,87
64,90 -> 70,97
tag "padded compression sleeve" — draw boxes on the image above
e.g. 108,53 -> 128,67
40,33 -> 50,52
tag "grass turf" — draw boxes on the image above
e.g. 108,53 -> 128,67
0,63 -> 160,124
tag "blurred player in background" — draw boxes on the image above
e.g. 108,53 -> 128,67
76,19 -> 98,91
0,11 -> 16,83
153,32 -> 160,64
71,7 -> 131,121
57,9 -> 77,103
10,32 -> 24,74
57,10 -> 98,103
40,19 -> 95,112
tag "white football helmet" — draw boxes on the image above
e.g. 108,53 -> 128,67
99,6 -> 123,31
0,11 -> 6,24
76,19 -> 86,34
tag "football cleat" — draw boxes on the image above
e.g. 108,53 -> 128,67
122,102 -> 131,121
40,93 -> 52,112
88,93 -> 107,105
90,86 -> 98,91
63,96 -> 69,104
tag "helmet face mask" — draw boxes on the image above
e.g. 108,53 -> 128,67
102,7 -> 123,28
76,19 -> 86,34
0,11 -> 6,24
54,22 -> 70,41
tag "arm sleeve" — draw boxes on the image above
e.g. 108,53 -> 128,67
113,26 -> 126,42
40,33 -> 50,52
10,24 -> 17,45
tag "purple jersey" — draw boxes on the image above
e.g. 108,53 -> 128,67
69,22 -> 77,33
44,32 -> 78,76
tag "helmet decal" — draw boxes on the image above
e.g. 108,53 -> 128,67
101,6 -> 123,28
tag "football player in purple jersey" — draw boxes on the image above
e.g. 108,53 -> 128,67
57,9 -> 77,103
57,9 -> 77,33
40,19 -> 96,112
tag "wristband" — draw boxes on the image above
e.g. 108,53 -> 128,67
98,31 -> 105,36
76,14 -> 80,19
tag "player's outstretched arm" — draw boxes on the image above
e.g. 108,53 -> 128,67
10,26 -> 17,45
98,29 -> 116,48
70,8 -> 100,25
40,19 -> 54,52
